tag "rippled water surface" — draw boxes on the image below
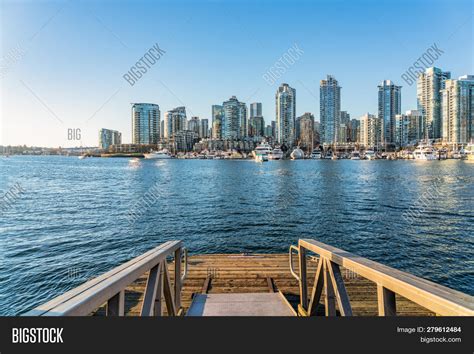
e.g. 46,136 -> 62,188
1,156 -> 473,315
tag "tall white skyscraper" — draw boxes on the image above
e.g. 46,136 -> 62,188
441,75 -> 474,144
320,76 -> 341,145
378,80 -> 401,148
275,83 -> 296,146
131,103 -> 160,144
417,67 -> 451,140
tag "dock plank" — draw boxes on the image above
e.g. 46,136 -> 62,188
97,253 -> 434,316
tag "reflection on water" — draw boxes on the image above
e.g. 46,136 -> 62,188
0,156 -> 473,315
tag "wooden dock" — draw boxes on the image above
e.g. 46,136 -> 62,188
27,240 -> 473,317
122,254 -> 433,316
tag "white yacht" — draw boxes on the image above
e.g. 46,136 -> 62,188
253,142 -> 272,162
144,149 -> 172,159
413,144 -> 436,161
364,150 -> 376,160
310,149 -> 322,159
350,151 -> 361,160
268,147 -> 284,160
290,147 -> 304,160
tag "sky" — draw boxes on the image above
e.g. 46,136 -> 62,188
0,0 -> 472,147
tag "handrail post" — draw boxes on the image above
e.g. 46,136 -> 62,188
174,247 -> 182,311
299,246 -> 308,313
107,290 -> 125,316
377,285 -> 397,316
323,258 -> 336,316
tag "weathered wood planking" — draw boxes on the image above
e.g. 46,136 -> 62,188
116,254 -> 434,316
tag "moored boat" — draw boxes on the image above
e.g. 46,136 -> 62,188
253,142 -> 272,162
268,147 -> 284,160
413,143 -> 436,161
144,149 -> 172,159
350,151 -> 361,160
310,149 -> 322,159
364,150 -> 376,160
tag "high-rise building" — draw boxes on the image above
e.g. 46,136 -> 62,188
298,112 -> 315,151
132,103 -> 160,144
212,105 -> 224,139
249,116 -> 265,137
222,96 -> 247,139
441,75 -> 474,145
394,111 -> 423,147
199,119 -> 209,139
295,115 -> 301,141
406,110 -> 424,144
417,67 -> 451,139
340,111 -> 350,125
320,75 -> 341,145
347,119 -> 360,143
249,102 -> 264,137
271,121 -> 276,138
250,102 -> 262,118
164,106 -> 187,140
359,113 -> 380,148
188,116 -> 200,134
275,83 -> 296,146
160,120 -> 164,140
174,130 -> 199,152
395,114 -> 409,147
314,121 -> 321,143
264,125 -> 273,138
378,80 -> 401,148
99,128 -> 122,150
338,124 -> 347,143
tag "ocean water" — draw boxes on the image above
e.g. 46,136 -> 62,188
0,156 -> 473,315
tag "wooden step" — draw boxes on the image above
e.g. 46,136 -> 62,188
186,293 -> 296,316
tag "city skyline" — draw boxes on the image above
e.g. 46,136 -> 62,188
1,0 -> 472,147
3,67 -> 473,149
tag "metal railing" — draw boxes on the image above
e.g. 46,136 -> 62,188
24,240 -> 188,316
290,239 -> 474,316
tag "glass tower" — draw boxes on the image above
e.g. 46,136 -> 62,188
131,103 -> 160,144
276,83 -> 296,146
378,80 -> 401,148
320,76 -> 340,145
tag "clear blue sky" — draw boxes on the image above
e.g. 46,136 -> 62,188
1,0 -> 472,147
